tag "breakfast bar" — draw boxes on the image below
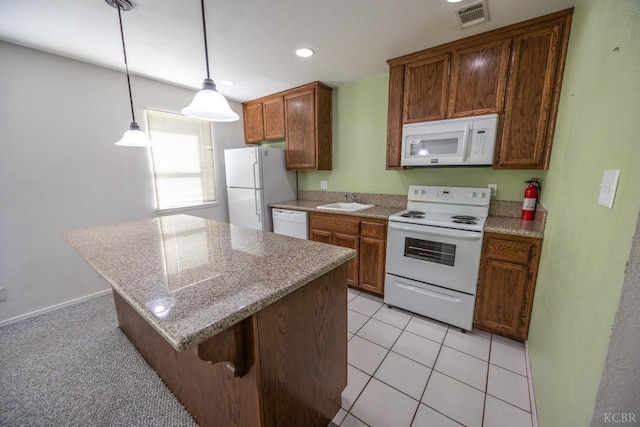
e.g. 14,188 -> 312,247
61,214 -> 356,427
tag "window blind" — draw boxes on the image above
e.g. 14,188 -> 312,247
146,110 -> 216,210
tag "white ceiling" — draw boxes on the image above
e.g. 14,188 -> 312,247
0,0 -> 575,103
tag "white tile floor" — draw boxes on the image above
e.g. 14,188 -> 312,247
333,288 -> 535,427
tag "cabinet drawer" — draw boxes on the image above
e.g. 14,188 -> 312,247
309,214 -> 359,234
484,236 -> 537,265
361,220 -> 386,239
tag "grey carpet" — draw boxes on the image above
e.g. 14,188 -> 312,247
0,293 -> 197,427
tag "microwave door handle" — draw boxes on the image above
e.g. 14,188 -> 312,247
461,124 -> 471,163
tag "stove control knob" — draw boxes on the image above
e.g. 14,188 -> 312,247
470,191 -> 478,198
479,191 -> 488,198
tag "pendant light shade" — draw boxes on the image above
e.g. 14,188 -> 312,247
182,0 -> 239,122
182,79 -> 239,122
107,0 -> 151,147
115,122 -> 152,147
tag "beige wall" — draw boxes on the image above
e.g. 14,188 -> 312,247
0,41 -> 246,324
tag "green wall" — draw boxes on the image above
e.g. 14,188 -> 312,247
298,75 -> 547,201
528,0 -> 640,425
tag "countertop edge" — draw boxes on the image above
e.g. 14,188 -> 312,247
172,249 -> 356,351
270,201 -> 400,220
270,200 -> 545,239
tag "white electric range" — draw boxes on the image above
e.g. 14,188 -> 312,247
384,185 -> 491,330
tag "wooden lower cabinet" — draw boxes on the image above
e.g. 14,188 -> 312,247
474,232 -> 542,341
309,212 -> 387,296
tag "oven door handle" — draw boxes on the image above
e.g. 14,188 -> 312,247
389,223 -> 482,240
396,282 -> 462,302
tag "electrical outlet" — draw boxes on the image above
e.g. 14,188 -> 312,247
488,184 -> 497,196
0,287 -> 5,302
320,180 -> 328,190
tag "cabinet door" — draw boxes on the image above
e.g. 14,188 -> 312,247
386,64 -> 405,170
309,228 -> 333,245
403,54 -> 450,123
263,97 -> 285,140
448,40 -> 510,118
243,102 -> 265,144
359,220 -> 387,296
359,237 -> 386,296
285,88 -> 316,170
475,259 -> 529,339
334,233 -> 360,287
474,233 -> 542,341
496,24 -> 562,169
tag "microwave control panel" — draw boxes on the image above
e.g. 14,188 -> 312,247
471,130 -> 487,156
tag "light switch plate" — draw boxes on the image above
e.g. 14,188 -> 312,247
598,170 -> 620,209
320,180 -> 328,190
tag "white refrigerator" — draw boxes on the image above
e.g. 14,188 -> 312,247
224,147 -> 297,231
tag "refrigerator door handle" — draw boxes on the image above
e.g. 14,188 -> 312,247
252,160 -> 259,189
254,189 -> 261,223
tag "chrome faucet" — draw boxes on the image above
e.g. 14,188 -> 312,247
344,192 -> 358,203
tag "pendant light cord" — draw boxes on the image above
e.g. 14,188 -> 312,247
200,0 -> 211,80
117,5 -> 137,124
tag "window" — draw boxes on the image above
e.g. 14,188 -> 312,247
146,109 -> 216,210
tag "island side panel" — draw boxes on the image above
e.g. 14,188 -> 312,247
256,263 -> 348,427
112,291 -> 263,427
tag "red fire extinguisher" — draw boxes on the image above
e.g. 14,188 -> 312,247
521,178 -> 541,220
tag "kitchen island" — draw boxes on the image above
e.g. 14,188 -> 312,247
61,214 -> 356,427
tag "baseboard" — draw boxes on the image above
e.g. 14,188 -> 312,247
0,289 -> 113,328
525,340 -> 539,427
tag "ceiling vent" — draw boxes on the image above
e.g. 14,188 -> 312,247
456,1 -> 490,28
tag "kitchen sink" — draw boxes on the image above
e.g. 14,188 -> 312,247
316,202 -> 375,212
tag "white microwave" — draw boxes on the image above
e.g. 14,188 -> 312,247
401,114 -> 498,167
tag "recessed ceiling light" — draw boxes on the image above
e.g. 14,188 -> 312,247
218,80 -> 235,87
295,47 -> 315,58
447,0 -> 464,2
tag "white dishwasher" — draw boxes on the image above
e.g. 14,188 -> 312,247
272,209 -> 308,239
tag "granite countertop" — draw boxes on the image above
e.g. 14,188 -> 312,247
61,214 -> 356,351
271,198 -> 545,239
270,200 -> 402,220
484,216 -> 545,239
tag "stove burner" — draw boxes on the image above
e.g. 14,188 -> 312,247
400,210 -> 425,219
451,215 -> 479,221
452,219 -> 478,225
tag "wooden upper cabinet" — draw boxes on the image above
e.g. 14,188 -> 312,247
386,9 -> 573,170
285,88 -> 317,170
242,96 -> 285,144
284,82 -> 332,171
263,96 -> 285,140
448,40 -> 510,118
243,82 -> 332,170
495,23 -> 565,169
386,64 -> 405,170
242,102 -> 265,144
403,54 -> 450,123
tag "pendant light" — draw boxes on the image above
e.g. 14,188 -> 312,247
182,0 -> 239,122
107,0 -> 151,147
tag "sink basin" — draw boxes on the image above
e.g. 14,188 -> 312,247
316,202 -> 375,212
